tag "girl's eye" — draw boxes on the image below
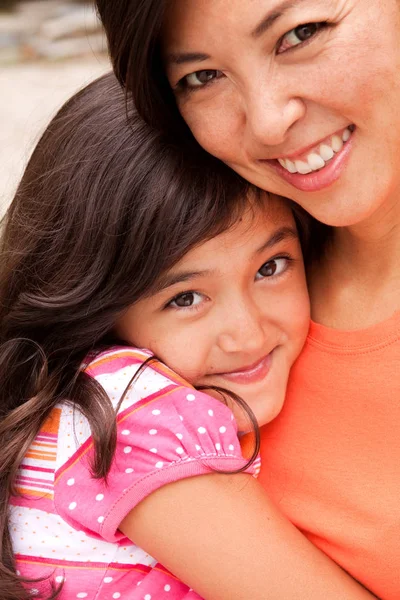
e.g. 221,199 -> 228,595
181,69 -> 223,90
167,291 -> 203,309
278,22 -> 324,54
256,257 -> 290,280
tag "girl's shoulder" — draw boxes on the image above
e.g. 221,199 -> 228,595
83,345 -> 192,411
54,346 -> 256,543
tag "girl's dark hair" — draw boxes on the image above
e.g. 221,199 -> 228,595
94,0 -> 332,256
0,72 -> 267,599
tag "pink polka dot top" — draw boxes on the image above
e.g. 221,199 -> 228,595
10,346 -> 259,599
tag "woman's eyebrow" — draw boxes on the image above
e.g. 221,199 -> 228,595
252,0 -> 310,38
166,52 -> 210,66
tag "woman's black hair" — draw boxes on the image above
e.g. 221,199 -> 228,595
94,0 -> 332,258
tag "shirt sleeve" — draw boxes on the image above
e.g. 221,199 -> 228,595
54,347 -> 258,542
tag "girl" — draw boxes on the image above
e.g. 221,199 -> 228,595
94,1 -> 400,598
1,73 -> 373,600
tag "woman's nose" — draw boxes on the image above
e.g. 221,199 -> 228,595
243,77 -> 305,148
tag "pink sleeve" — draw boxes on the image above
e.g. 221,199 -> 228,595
54,362 -> 257,542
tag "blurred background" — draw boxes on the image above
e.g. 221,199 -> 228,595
0,0 -> 110,214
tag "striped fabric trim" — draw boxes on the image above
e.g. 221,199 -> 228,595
15,408 -> 61,499
85,347 -> 190,387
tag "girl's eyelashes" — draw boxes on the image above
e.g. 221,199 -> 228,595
165,291 -> 206,311
277,21 -> 330,54
255,255 -> 294,281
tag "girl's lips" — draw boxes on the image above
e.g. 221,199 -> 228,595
262,130 -> 354,193
216,353 -> 272,385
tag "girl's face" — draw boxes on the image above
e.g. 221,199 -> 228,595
116,195 -> 309,429
162,0 -> 400,228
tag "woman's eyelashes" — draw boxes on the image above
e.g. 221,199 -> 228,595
175,21 -> 331,92
277,21 -> 330,54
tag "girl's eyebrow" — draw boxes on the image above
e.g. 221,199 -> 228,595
153,226 -> 298,294
152,270 -> 213,294
255,226 -> 299,254
252,0 -> 310,39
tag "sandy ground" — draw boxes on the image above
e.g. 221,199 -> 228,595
0,55 -> 110,214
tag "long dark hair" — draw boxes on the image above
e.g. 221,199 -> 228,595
94,0 -> 332,256
0,72 -> 268,599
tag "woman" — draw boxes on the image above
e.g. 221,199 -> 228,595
95,1 -> 400,598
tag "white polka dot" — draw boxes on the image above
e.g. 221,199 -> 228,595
149,448 -> 157,453
155,461 -> 164,468
96,494 -> 104,501
152,409 -> 161,415
123,446 -> 132,453
104,577 -> 113,583
176,447 -> 184,454
97,516 -> 104,523
144,595 -> 152,600
149,429 -> 157,435
121,429 -> 130,435
179,415 -> 184,421
67,478 -> 75,486
55,576 -> 64,583
215,443 -> 221,451
229,444 -> 235,451
219,426 -> 227,434
125,468 -> 134,473
186,393 -> 196,401
112,594 -> 121,599
208,409 -> 214,417
195,444 -> 201,451
69,502 -> 77,510
30,590 -> 39,596
137,581 -> 142,586
198,427 -> 206,434
231,414 -> 234,420
76,594 -> 87,599
176,433 -> 183,440
16,570 -> 21,576
164,584 -> 171,592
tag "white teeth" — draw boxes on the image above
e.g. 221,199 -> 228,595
319,144 -> 334,161
342,127 -> 351,142
277,127 -> 353,175
285,159 -> 297,173
295,160 -> 312,175
307,153 -> 325,171
331,134 -> 343,153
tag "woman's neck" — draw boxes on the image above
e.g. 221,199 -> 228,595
309,214 -> 400,330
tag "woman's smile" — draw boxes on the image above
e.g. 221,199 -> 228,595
264,125 -> 355,192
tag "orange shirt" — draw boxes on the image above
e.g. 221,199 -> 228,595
259,314 -> 400,600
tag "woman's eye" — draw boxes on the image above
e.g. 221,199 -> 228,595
256,257 -> 290,279
278,22 -> 323,54
182,69 -> 223,89
168,291 -> 203,309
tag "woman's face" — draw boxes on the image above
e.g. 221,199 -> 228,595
162,0 -> 400,228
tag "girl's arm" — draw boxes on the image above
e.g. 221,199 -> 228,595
120,471 -> 375,599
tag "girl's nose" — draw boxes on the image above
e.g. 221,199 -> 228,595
217,302 -> 266,354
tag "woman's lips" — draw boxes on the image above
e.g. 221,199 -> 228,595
215,353 -> 272,385
261,129 -> 354,193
